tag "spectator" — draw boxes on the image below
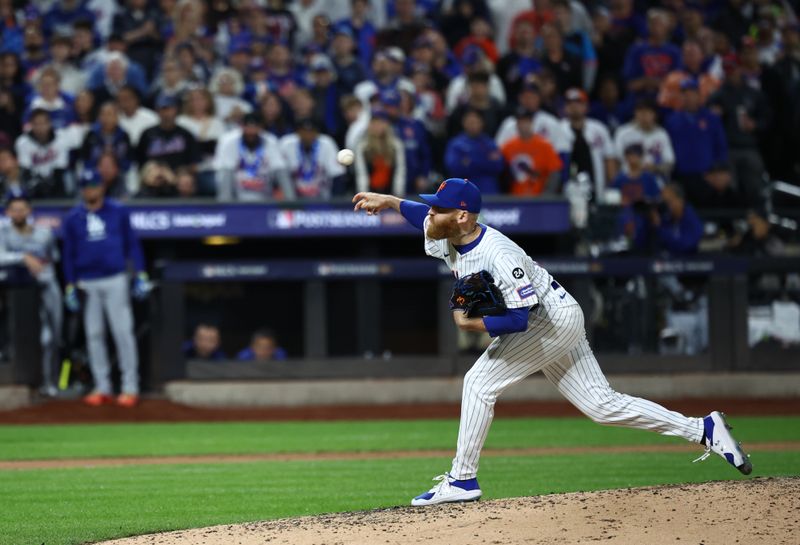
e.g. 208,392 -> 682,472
148,57 -> 190,105
0,189 -> 62,397
665,79 -> 728,207
258,91 -> 293,138
137,160 -> 178,198
620,183 -> 703,256
279,118 -> 346,199
24,67 -> 75,130
496,81 -> 569,156
80,101 -> 132,174
0,52 -> 27,116
560,88 -> 617,201
447,71 -> 505,138
0,88 -> 22,145
330,25 -> 366,95
622,9 -> 681,100
183,323 -> 226,361
71,19 -> 103,75
307,54 -> 342,137
87,51 -> 148,106
113,0 -> 162,80
174,167 -> 197,198
539,22 -> 583,94
0,148 -> 23,194
96,152 -> 127,198
496,19 -> 540,103
445,46 -> 506,113
611,143 -> 661,206
613,99 -> 674,182
354,111 -> 406,196
438,0 -> 492,49
137,94 -> 199,175
214,113 -> 294,201
551,0 -> 597,92
591,3 -> 640,87
335,0 -> 377,68
500,107 -> 562,196
264,0 -> 298,49
116,85 -> 158,147
658,39 -> 721,111
445,108 -> 505,194
378,89 -> 432,193
353,47 -> 411,106
652,183 -> 703,256
34,34 -> 86,96
453,18 -> 499,65
588,75 -> 632,134
727,209 -> 784,257
21,21 -> 48,75
43,0 -> 94,39
266,42 -> 301,100
236,328 -> 288,362
61,169 -> 150,408
60,89 -> 96,158
209,67 -> 252,130
173,41 -> 209,85
377,0 -> 427,51
14,109 -> 69,198
707,56 -> 770,206
177,87 -> 225,196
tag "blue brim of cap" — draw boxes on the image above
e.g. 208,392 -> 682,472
419,193 -> 445,207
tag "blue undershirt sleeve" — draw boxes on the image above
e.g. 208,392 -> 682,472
482,307 -> 531,337
399,200 -> 430,231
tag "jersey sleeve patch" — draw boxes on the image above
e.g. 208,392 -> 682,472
517,284 -> 536,299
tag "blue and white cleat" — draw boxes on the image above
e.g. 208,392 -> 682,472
694,411 -> 752,475
411,473 -> 482,506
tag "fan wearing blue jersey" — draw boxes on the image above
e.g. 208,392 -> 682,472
353,178 -> 751,506
61,170 -> 151,408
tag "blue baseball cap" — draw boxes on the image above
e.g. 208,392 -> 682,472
419,178 -> 481,213
78,169 -> 103,188
4,188 -> 30,206
378,88 -> 401,107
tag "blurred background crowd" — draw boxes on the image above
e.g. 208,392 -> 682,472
0,0 -> 798,211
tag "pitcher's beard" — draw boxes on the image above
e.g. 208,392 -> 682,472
426,217 -> 461,240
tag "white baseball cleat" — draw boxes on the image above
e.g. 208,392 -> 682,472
694,411 -> 752,475
411,473 -> 482,506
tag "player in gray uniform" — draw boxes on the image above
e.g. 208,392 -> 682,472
0,191 -> 62,396
353,178 -> 751,506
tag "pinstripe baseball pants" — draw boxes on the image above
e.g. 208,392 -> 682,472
450,302 -> 704,480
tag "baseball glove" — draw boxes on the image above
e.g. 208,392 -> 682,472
449,270 -> 507,318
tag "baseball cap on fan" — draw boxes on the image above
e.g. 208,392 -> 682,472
419,178 -> 482,213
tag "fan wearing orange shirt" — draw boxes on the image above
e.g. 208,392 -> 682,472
500,107 -> 563,196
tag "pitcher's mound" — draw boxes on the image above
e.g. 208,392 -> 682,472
101,477 -> 798,545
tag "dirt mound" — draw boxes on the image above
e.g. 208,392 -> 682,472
100,477 -> 798,545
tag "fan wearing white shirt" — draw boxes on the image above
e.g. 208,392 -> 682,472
560,88 -> 617,201
614,99 -> 674,181
279,118 -> 346,200
116,85 -> 158,146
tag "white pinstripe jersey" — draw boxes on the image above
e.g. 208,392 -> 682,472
423,219 -> 572,311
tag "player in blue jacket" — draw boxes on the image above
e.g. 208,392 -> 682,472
445,108 -> 505,195
61,170 -> 151,407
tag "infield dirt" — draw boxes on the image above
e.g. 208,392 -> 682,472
100,477 -> 797,545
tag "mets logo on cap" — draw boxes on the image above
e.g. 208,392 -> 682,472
420,178 -> 482,213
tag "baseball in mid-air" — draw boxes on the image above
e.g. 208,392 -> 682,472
337,148 -> 355,166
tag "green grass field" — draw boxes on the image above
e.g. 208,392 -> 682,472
1,416 -> 798,545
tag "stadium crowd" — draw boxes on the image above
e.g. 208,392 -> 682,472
0,0 -> 797,207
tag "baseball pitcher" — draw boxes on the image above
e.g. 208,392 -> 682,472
353,178 -> 751,506
61,171 -> 151,408
0,191 -> 62,397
